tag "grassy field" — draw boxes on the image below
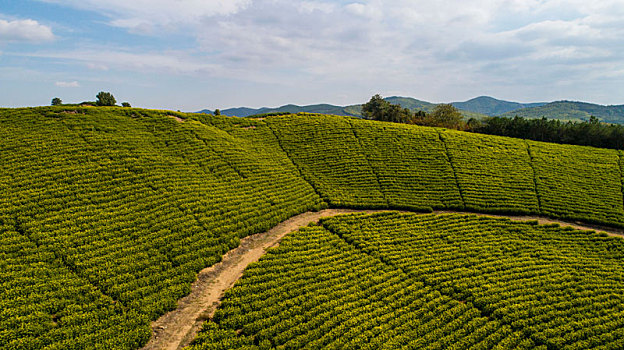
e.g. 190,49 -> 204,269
1,107 -> 624,349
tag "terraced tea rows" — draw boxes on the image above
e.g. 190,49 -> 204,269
190,212 -> 624,349
188,221 -> 530,350
0,108 -> 324,349
351,120 -> 463,211
529,141 -> 624,225
268,114 -> 387,208
440,131 -> 539,213
266,113 -> 624,226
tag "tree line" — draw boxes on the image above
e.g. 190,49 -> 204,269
51,91 -> 131,107
362,94 -> 624,150
470,115 -> 624,150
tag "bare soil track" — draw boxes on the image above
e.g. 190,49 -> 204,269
141,209 -> 623,350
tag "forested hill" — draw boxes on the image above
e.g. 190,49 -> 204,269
2,106 -> 624,349
501,100 -> 624,123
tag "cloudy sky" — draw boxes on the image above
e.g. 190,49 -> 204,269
1,0 -> 623,110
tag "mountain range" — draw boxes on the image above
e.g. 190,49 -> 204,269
198,96 -> 624,124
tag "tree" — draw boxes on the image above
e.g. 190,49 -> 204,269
122,102 -> 131,108
51,97 -> 62,106
428,104 -> 464,129
362,94 -> 412,123
214,109 -> 221,116
96,91 -> 116,106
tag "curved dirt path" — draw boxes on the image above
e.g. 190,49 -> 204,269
142,209 -> 623,350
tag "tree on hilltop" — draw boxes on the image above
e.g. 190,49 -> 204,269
96,91 -> 117,106
122,102 -> 131,107
362,94 -> 412,123
51,97 -> 62,106
426,104 -> 464,129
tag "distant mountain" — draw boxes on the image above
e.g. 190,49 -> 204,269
199,96 -> 487,119
500,101 -> 624,123
198,96 -> 624,124
451,96 -> 547,116
198,104 -> 358,118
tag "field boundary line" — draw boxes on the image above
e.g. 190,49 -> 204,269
525,140 -> 543,212
619,151 -> 624,215
437,130 -> 466,208
266,120 -> 328,206
13,218 -> 127,310
347,119 -> 389,207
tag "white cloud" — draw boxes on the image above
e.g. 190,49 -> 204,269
27,0 -> 624,105
0,19 -> 54,42
55,81 -> 80,88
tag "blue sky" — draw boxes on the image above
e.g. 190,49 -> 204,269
1,0 -> 623,111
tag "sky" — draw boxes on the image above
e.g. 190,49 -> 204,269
1,0 -> 623,111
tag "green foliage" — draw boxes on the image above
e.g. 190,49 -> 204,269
51,97 -> 62,106
96,91 -> 117,106
246,111 -> 291,118
322,213 -> 624,349
418,103 -> 465,129
267,114 -> 624,225
192,212 -> 624,349
361,94 -> 412,123
352,119 -> 462,210
122,102 -> 131,108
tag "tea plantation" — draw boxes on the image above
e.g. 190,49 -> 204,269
1,107 -> 623,349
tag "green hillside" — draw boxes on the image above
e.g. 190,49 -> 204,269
501,101 -> 624,123
269,113 -> 624,225
0,107 -> 325,349
2,107 -> 624,349
190,212 -> 624,349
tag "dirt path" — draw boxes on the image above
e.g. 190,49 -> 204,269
141,209 -> 381,350
141,209 -> 623,350
432,210 -> 624,237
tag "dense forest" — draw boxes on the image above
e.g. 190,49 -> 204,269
362,95 -> 624,150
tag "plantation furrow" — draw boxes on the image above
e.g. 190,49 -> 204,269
145,209 -> 623,350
